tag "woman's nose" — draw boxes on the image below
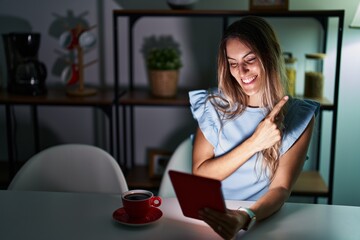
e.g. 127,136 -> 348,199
238,63 -> 249,76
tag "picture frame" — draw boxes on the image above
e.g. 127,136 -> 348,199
249,0 -> 289,12
148,149 -> 172,179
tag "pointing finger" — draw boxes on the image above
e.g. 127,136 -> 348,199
267,96 -> 289,121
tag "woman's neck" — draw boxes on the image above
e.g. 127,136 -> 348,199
247,94 -> 262,108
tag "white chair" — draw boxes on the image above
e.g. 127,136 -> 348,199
8,144 -> 128,194
158,137 -> 193,198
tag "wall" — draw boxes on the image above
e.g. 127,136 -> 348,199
1,0 -> 360,206
0,0 -> 107,161
290,0 -> 360,207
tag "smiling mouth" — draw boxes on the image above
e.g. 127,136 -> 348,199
242,75 -> 257,84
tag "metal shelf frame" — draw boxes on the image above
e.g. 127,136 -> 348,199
113,10 -> 344,204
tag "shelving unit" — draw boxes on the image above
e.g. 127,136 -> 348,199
113,9 -> 344,203
0,87 -> 119,181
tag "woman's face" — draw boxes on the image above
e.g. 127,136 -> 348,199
226,38 -> 263,106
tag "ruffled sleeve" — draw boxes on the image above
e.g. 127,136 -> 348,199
280,98 -> 320,154
189,89 -> 222,149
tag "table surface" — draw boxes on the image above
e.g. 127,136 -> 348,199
1,190 -> 359,240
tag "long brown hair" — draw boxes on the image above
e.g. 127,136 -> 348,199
214,16 -> 287,180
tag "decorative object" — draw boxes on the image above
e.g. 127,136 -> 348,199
283,52 -> 297,96
249,0 -> 288,12
148,149 -> 172,179
148,69 -> 179,97
146,47 -> 182,97
58,23 -> 97,97
304,53 -> 326,99
167,0 -> 199,10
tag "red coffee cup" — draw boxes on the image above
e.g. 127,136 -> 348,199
121,189 -> 162,219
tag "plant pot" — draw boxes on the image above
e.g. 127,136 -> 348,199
148,70 -> 179,97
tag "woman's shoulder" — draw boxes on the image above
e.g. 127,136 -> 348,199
286,97 -> 320,119
188,88 -> 221,115
188,88 -> 223,148
189,88 -> 219,102
188,89 -> 208,107
280,97 -> 320,154
284,97 -> 320,129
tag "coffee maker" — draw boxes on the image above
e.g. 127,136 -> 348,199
2,33 -> 47,95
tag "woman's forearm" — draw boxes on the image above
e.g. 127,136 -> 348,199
193,136 -> 258,181
249,186 -> 290,221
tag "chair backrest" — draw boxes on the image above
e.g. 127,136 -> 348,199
158,137 -> 193,198
8,144 -> 128,194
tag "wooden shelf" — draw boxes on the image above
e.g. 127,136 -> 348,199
292,171 -> 328,196
0,87 -> 121,106
1,86 -> 120,179
118,88 -> 190,106
113,9 -> 344,18
117,89 -> 333,109
296,95 -> 333,110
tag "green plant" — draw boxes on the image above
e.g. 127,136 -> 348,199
146,47 -> 182,70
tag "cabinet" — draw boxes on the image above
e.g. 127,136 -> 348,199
113,9 -> 344,204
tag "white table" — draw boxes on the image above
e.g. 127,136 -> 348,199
1,190 -> 359,240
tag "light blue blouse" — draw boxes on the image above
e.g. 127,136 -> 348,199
189,89 -> 320,200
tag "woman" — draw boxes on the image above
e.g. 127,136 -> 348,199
189,16 -> 319,239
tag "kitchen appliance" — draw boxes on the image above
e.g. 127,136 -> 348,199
2,32 -> 47,95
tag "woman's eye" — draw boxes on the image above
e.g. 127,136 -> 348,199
246,56 -> 256,63
229,62 -> 237,68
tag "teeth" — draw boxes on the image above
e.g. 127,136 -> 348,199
242,75 -> 256,84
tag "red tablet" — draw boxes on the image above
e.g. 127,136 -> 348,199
168,170 -> 226,220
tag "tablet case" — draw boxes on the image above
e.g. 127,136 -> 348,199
169,170 -> 226,220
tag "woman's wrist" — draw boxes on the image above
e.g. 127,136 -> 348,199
236,209 -> 251,230
237,207 -> 257,231
243,137 -> 260,156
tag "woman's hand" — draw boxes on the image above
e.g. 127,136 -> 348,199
249,96 -> 288,152
199,208 -> 248,240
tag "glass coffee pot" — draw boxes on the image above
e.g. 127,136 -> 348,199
2,33 -> 47,95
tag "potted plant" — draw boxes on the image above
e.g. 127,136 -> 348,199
146,47 -> 183,97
